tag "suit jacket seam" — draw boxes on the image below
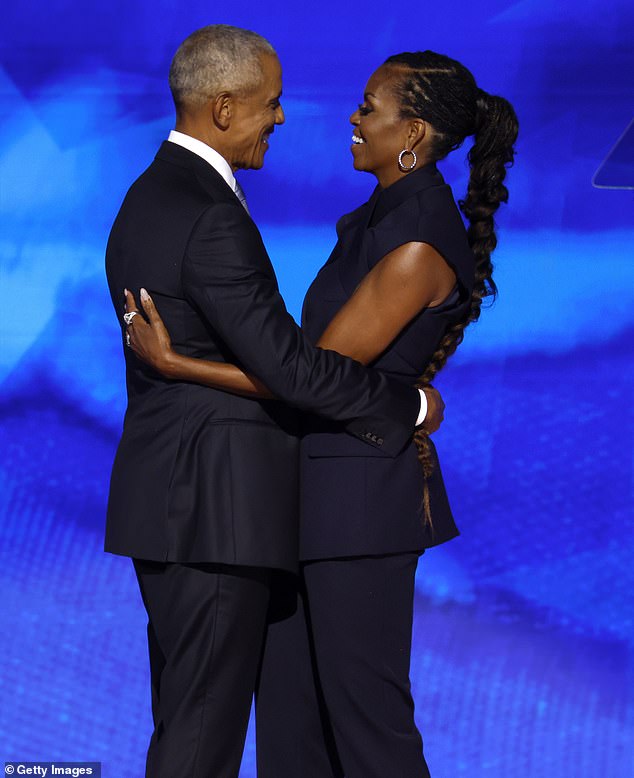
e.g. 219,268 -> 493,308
227,422 -> 238,563
165,382 -> 193,559
179,203 -> 219,308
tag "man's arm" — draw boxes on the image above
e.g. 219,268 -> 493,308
125,288 -> 444,434
181,202 -> 420,455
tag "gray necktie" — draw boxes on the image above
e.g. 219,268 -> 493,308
234,180 -> 250,214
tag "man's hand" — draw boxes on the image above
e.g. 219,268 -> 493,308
421,385 -> 445,434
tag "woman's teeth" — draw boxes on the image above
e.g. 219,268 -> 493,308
352,135 -> 365,144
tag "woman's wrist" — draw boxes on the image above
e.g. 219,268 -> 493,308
157,350 -> 185,380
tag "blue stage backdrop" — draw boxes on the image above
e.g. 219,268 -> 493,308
1,2 -> 633,776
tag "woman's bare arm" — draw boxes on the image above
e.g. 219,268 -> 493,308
316,241 -> 456,364
124,289 -> 273,399
125,242 -> 454,421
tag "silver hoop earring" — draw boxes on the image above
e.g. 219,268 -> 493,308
398,149 -> 417,172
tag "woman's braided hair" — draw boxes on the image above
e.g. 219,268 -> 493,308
383,51 -> 519,527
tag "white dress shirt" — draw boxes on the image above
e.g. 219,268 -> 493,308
165,130 -> 428,426
168,129 -> 239,193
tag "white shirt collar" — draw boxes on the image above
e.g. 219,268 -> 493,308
167,130 -> 237,193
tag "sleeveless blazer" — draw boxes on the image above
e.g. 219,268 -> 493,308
299,164 -> 476,560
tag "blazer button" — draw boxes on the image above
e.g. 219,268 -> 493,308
377,438 -> 384,446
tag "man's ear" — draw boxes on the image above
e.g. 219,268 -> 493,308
211,92 -> 232,130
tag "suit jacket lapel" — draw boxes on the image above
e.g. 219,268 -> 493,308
335,186 -> 381,295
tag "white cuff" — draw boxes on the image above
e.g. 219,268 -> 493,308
416,388 -> 428,427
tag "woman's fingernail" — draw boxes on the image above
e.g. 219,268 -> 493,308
140,288 -> 149,302
124,288 -> 128,296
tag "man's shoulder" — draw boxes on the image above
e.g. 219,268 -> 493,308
116,150 -> 234,224
153,141 -> 236,202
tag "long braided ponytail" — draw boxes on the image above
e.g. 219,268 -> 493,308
384,52 -> 519,526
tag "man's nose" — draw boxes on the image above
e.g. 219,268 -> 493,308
276,104 -> 285,125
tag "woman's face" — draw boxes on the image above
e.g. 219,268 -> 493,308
350,65 -> 416,188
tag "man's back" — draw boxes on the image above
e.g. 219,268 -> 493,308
105,141 -> 300,568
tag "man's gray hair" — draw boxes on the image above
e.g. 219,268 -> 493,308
169,25 -> 276,110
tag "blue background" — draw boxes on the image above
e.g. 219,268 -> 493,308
1,2 -> 633,775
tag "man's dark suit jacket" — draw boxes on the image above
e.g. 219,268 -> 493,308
105,141 -> 420,573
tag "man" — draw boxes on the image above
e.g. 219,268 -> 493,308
105,25 -> 441,778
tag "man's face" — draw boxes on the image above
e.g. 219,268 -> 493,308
228,54 -> 285,170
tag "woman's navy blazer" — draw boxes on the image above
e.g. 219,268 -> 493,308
300,164 -> 476,560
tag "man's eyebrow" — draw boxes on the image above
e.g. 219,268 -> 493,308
364,92 -> 376,99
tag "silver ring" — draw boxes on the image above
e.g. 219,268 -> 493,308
125,332 -> 131,347
123,311 -> 138,326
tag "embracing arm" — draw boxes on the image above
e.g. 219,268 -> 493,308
315,241 -> 456,363
313,241 -> 455,431
126,240 -> 454,425
125,288 -> 273,399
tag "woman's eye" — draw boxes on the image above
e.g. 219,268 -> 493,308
358,103 -> 372,116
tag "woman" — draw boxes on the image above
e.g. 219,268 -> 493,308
125,51 -> 518,777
